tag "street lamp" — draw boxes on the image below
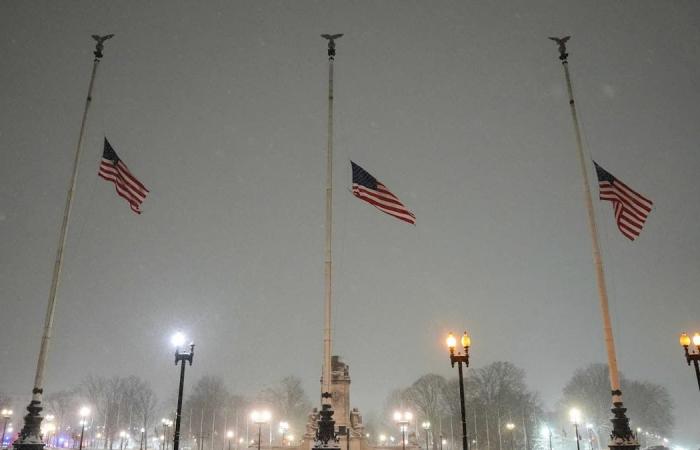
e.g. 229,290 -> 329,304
446,331 -> 471,450
78,407 -> 90,450
278,422 -> 289,446
226,431 -> 234,450
505,423 -> 515,450
251,410 -> 271,450
421,422 -> 431,450
569,408 -> 582,450
162,419 -> 174,450
679,332 -> 700,391
172,333 -> 194,450
393,411 -> 412,450
120,431 -> 128,450
1,409 -> 13,449
540,425 -> 552,450
140,428 -> 146,450
379,434 -> 387,446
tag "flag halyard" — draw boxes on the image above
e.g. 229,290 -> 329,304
351,161 -> 415,225
594,161 -> 652,240
98,138 -> 149,214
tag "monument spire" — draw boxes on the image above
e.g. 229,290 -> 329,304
320,32 -> 342,406
549,36 -> 638,450
14,33 -> 113,450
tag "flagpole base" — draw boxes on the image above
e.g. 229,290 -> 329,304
12,393 -> 45,450
607,400 -> 639,450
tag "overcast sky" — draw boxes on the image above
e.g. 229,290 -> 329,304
1,0 -> 699,446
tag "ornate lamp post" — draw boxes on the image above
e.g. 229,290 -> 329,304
278,422 -> 288,446
446,332 -> 471,450
139,428 -> 145,450
505,423 -> 515,450
393,412 -> 412,450
250,411 -> 271,450
679,332 -> 700,391
172,332 -> 194,450
569,409 -> 582,450
421,422 -> 431,450
78,407 -> 90,450
1,409 -> 13,449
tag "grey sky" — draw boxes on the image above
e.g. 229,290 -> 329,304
1,0 -> 699,445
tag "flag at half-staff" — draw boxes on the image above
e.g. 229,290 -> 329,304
594,161 -> 653,241
98,137 -> 149,214
351,161 -> 415,224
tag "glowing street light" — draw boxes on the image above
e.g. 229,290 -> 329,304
446,331 -> 471,450
278,422 -> 289,445
679,332 -> 700,391
569,408 -> 582,450
251,410 -> 271,450
421,422 -> 431,450
78,407 -> 90,450
505,423 -> 515,450
379,434 -> 387,446
1,409 -> 13,449
171,333 -> 194,450
540,425 -> 552,450
393,411 -> 412,450
226,431 -> 234,450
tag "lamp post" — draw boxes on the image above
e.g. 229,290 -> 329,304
120,431 -> 127,450
446,332 -> 471,450
172,332 -> 195,450
250,410 -> 271,450
505,423 -> 515,450
679,332 -> 700,391
569,409 -> 582,450
421,422 -> 431,450
226,431 -> 234,450
393,411 -> 412,450
140,428 -> 146,450
78,407 -> 90,450
162,419 -> 174,450
278,422 -> 288,446
540,426 -> 552,450
1,409 -> 12,449
379,434 -> 387,447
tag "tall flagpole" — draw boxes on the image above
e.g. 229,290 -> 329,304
549,36 -> 638,450
14,34 -> 114,450
314,33 -> 343,450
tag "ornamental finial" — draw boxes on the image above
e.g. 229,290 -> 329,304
321,33 -> 343,60
91,34 -> 115,59
548,35 -> 570,61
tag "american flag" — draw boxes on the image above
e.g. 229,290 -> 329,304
594,161 -> 652,241
98,138 -> 149,214
351,161 -> 415,225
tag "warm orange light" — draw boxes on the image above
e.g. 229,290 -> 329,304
461,332 -> 471,348
446,333 -> 456,349
693,333 -> 700,347
680,333 -> 691,347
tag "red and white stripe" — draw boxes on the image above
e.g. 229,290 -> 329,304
98,159 -> 149,214
352,182 -> 416,225
598,178 -> 652,241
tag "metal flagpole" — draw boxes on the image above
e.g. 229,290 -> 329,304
314,33 -> 343,450
13,34 -> 114,450
549,36 -> 638,450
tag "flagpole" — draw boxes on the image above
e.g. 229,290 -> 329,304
13,34 -> 113,450
549,37 -> 638,450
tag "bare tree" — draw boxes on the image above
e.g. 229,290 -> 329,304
258,376 -> 311,436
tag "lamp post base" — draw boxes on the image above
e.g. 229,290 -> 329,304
608,402 -> 639,450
